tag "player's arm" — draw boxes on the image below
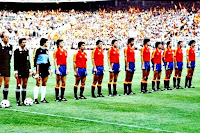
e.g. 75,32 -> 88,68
66,51 -> 69,73
107,48 -> 111,69
53,50 -> 60,74
186,49 -> 190,66
73,53 -> 77,75
124,48 -> 129,70
33,48 -> 39,74
27,50 -> 32,76
151,49 -> 155,64
162,49 -> 166,63
174,49 -> 177,67
91,50 -> 96,71
14,49 -> 19,78
141,47 -> 144,65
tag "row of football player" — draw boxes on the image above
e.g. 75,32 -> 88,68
0,33 -> 196,106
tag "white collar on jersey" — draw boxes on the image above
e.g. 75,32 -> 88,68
19,46 -> 28,51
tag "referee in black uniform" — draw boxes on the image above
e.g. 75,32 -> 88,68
0,33 -> 12,101
14,38 -> 31,106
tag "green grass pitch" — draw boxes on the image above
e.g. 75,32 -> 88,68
0,50 -> 200,133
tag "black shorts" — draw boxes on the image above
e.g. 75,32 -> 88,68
0,67 -> 10,77
38,64 -> 49,78
18,71 -> 29,79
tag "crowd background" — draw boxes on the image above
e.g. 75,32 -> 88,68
0,1 -> 200,51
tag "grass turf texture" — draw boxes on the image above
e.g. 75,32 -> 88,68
0,50 -> 200,133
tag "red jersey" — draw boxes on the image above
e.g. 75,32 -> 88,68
74,50 -> 87,68
141,46 -> 150,62
53,48 -> 67,65
151,48 -> 162,64
163,48 -> 174,62
187,47 -> 195,61
92,48 -> 104,66
124,45 -> 135,62
108,47 -> 119,63
174,47 -> 183,62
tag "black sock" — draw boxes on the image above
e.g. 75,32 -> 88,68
16,89 -> 20,102
177,78 -> 181,87
61,87 -> 65,99
156,81 -> 160,90
185,76 -> 188,87
22,88 -> 26,103
113,83 -> 117,95
144,83 -> 147,92
74,86 -> 78,98
91,86 -> 95,96
124,83 -> 128,94
141,82 -> 144,92
80,87 -> 84,96
173,77 -> 176,88
55,88 -> 59,100
97,85 -> 101,95
128,83 -> 132,94
108,83 -> 112,95
164,80 -> 166,89
3,88 -> 9,100
152,81 -> 155,90
188,78 -> 192,87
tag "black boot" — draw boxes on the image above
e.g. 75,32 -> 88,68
166,81 -> 172,90
97,85 -> 104,97
91,86 -> 96,98
140,82 -> 145,93
144,83 -> 151,93
55,88 -> 60,102
74,86 -> 79,100
188,78 -> 195,88
79,87 -> 87,99
61,87 -> 67,101
185,76 -> 189,88
173,77 -> 176,89
108,83 -> 112,96
123,82 -> 128,95
152,81 -> 156,92
113,83 -> 120,96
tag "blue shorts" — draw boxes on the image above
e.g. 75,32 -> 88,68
111,63 -> 120,74
187,61 -> 195,68
164,62 -> 173,70
125,62 -> 135,72
175,62 -> 183,70
152,64 -> 162,72
55,65 -> 67,76
77,68 -> 87,77
142,62 -> 150,71
92,66 -> 104,75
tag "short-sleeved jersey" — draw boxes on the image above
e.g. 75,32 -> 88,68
91,48 -> 104,66
33,47 -> 50,68
151,48 -> 162,64
141,46 -> 150,62
53,48 -> 67,65
187,47 -> 195,61
0,43 -> 12,72
108,46 -> 119,63
163,48 -> 174,62
124,45 -> 135,62
174,47 -> 183,62
74,50 -> 87,68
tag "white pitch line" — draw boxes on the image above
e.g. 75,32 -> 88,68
2,108 -> 181,133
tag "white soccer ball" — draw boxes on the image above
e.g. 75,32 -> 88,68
24,98 -> 33,106
1,100 -> 10,108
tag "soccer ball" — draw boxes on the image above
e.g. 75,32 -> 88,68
1,100 -> 10,108
24,98 -> 33,106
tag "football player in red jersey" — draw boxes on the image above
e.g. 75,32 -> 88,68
91,40 -> 105,98
163,41 -> 173,90
124,38 -> 136,95
141,39 -> 151,94
73,42 -> 87,100
173,41 -> 184,89
107,40 -> 121,96
185,40 -> 196,88
53,39 -> 68,102
151,42 -> 163,91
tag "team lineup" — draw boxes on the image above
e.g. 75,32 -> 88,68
0,32 -> 196,107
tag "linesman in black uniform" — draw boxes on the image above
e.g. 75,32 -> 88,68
0,33 -> 12,101
14,38 -> 31,106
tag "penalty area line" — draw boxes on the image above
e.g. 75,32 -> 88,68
2,108 -> 181,133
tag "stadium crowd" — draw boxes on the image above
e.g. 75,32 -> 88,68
0,3 -> 200,50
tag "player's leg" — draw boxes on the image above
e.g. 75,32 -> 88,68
60,76 -> 67,101
141,70 -> 146,93
97,74 -> 104,97
3,77 -> 10,100
21,78 -> 28,105
108,72 -> 114,96
33,77 -> 40,104
145,70 -> 151,93
16,78 -> 22,106
40,76 -> 49,103
113,73 -> 120,96
127,72 -> 135,95
55,75 -> 61,101
152,71 -> 157,92
91,74 -> 98,98
79,76 -> 87,99
124,71 -> 129,95
188,68 -> 195,88
74,76 -> 81,100
157,71 -> 163,91
177,70 -> 183,89
173,69 -> 178,89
